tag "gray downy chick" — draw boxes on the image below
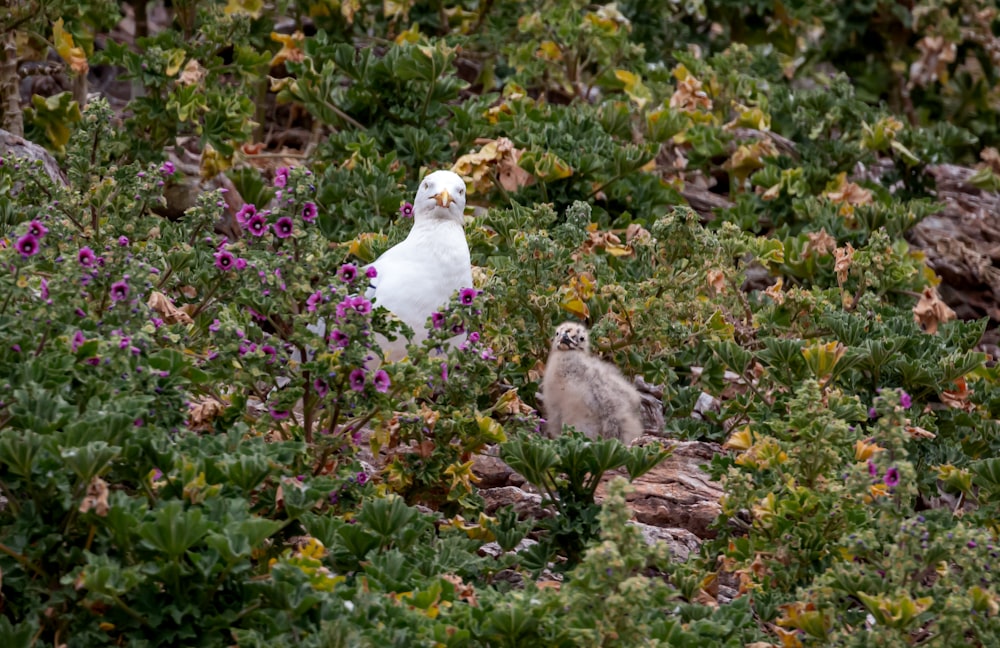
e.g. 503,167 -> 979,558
541,321 -> 643,446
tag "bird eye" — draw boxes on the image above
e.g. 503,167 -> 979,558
459,187 -> 465,195
422,183 -> 428,190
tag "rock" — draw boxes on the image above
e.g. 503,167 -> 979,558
0,128 -> 66,187
598,438 -> 724,539
471,451 -> 515,488
630,521 -> 702,563
479,537 -> 538,559
480,486 -> 547,519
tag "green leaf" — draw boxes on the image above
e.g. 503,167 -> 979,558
139,501 -> 212,559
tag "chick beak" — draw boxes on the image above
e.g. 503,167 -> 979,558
434,188 -> 453,207
559,333 -> 574,349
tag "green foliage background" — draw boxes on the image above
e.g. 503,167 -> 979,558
2,0 -> 1000,645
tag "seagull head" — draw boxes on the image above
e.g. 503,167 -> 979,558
413,170 -> 467,224
553,322 -> 589,352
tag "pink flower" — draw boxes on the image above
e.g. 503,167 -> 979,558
273,216 -> 294,238
431,312 -> 444,329
270,408 -> 290,420
71,330 -> 86,352
118,236 -> 129,247
349,368 -> 366,391
302,202 -> 318,222
900,391 -> 912,409
459,288 -> 478,305
77,247 -> 97,267
110,280 -> 130,302
160,161 -> 176,175
246,214 -> 268,237
365,266 -> 377,279
306,291 -> 323,312
339,264 -> 357,283
373,369 -> 390,393
400,201 -> 413,218
15,234 -> 39,258
330,329 -> 349,348
884,467 -> 900,488
214,249 -> 236,271
27,220 -> 48,238
274,167 -> 290,188
440,363 -> 448,382
235,204 -> 257,226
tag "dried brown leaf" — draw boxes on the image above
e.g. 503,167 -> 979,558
79,477 -> 110,517
147,291 -> 194,325
913,287 -> 956,334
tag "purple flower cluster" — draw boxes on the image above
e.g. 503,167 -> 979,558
15,220 -> 49,258
348,368 -> 391,393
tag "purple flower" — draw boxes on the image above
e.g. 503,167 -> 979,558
969,540 -> 978,549
235,258 -> 247,270
468,332 -> 480,344
270,408 -> 290,420
302,202 -> 318,222
441,362 -> 449,382
459,288 -> 478,305
160,161 -> 176,175
209,319 -> 221,333
273,216 -> 294,238
274,167 -> 290,188
15,234 -> 39,258
373,369 -> 390,393
110,280 -> 130,302
867,460 -> 877,477
357,471 -> 369,485
330,329 -> 349,348
246,214 -> 268,237
338,263 -> 357,283
868,407 -> 878,420
40,278 -> 49,300
351,296 -> 372,314
431,312 -> 445,329
313,379 -> 329,397
306,291 -> 323,313
349,368 -> 366,391
900,391 -> 912,409
235,204 -> 257,226
27,220 -> 48,238
118,236 -> 130,247
214,249 -> 236,271
884,467 -> 900,488
366,266 -> 377,279
400,201 -> 414,218
452,323 -> 465,335
262,345 -> 277,363
71,330 -> 86,352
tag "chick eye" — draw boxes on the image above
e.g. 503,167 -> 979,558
459,187 -> 465,195
422,183 -> 428,190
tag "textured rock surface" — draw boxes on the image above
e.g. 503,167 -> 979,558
597,438 -> 724,540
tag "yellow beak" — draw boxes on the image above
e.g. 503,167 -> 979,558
434,189 -> 453,207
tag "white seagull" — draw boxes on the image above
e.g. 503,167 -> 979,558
366,170 -> 473,361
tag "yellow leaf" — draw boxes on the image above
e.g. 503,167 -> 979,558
342,0 -> 361,24
723,426 -> 753,451
271,31 -> 306,67
224,0 -> 264,18
384,0 -> 411,20
613,69 -> 651,109
52,19 -> 89,75
394,23 -> 421,44
536,40 -> 562,61
560,297 -> 589,319
164,49 -> 186,77
854,439 -> 884,461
